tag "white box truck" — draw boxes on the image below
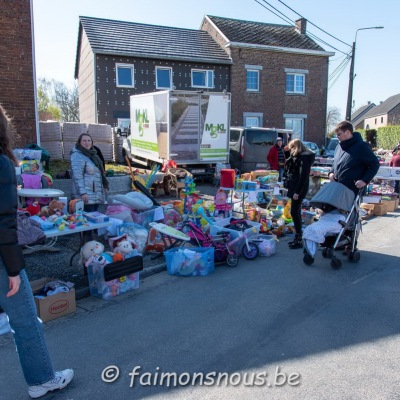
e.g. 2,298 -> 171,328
117,90 -> 231,179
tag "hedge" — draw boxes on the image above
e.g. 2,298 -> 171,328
358,126 -> 400,150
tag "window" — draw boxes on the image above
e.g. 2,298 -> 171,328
116,64 -> 134,87
243,112 -> 263,127
245,129 -> 277,146
285,116 -> 305,140
230,129 -> 241,144
191,69 -> 214,88
156,67 -> 172,89
286,73 -> 305,94
246,69 -> 259,91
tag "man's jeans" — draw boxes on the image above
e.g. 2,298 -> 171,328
0,263 -> 54,386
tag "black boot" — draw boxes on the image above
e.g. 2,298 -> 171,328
289,236 -> 303,249
288,234 -> 302,246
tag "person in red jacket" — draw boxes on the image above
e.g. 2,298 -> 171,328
267,137 -> 286,180
389,149 -> 400,195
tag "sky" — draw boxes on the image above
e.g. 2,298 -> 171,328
32,0 -> 399,119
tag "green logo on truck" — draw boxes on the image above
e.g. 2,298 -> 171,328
135,109 -> 149,137
205,123 -> 226,138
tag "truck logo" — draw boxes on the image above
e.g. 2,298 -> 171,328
135,109 -> 149,137
205,123 -> 226,138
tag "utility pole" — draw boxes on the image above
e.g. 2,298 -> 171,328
345,41 -> 356,121
345,26 -> 384,123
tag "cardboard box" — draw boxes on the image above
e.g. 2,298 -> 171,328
376,166 -> 392,177
83,211 -> 110,223
362,196 -> 382,204
371,203 -> 387,216
382,198 -> 399,212
391,167 -> 400,178
31,278 -> 76,322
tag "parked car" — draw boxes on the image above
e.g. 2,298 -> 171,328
303,141 -> 320,156
229,127 -> 292,172
321,137 -> 339,158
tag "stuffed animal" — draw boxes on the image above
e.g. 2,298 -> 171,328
26,202 -> 41,216
39,199 -> 65,218
80,240 -> 112,269
112,240 -> 137,262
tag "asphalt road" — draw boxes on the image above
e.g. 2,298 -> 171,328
1,208 -> 399,400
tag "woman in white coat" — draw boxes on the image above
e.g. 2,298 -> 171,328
70,134 -> 109,212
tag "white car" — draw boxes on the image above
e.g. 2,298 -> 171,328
303,141 -> 321,156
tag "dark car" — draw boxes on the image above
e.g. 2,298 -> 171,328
322,138 -> 339,158
303,141 -> 320,156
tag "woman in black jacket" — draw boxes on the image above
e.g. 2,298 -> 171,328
284,139 -> 315,249
0,105 -> 73,398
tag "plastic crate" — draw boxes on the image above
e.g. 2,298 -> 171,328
131,206 -> 164,229
164,247 -> 214,276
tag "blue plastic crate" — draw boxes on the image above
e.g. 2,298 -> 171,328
164,247 -> 215,276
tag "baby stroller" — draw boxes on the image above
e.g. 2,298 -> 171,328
302,182 -> 363,269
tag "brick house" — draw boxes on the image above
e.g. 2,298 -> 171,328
0,0 -> 37,146
362,94 -> 400,130
351,101 -> 376,130
74,16 -> 232,127
201,15 -> 334,144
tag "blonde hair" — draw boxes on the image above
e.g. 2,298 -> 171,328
288,139 -> 309,157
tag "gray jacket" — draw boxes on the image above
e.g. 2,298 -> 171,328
70,146 -> 106,204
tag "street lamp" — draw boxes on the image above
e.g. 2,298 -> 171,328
345,26 -> 384,121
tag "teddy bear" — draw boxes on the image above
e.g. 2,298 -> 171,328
39,199 -> 66,218
80,240 -> 112,270
112,240 -> 138,262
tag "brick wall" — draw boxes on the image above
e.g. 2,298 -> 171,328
0,0 -> 36,147
228,47 -> 328,145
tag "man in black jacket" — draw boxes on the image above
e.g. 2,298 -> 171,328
329,121 -> 379,194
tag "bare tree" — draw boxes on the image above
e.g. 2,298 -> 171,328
53,81 -> 79,122
326,106 -> 342,136
37,78 -> 79,122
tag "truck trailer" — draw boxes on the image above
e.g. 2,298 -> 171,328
117,90 -> 231,179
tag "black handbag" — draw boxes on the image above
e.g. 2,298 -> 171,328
103,256 -> 143,281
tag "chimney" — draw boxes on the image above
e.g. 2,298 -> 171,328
295,18 -> 307,34
367,101 -> 371,105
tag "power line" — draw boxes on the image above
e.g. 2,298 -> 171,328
255,0 -> 349,55
254,0 -> 293,25
275,0 -> 352,48
328,56 -> 349,81
328,58 -> 350,89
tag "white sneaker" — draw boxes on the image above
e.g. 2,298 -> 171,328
28,369 -> 74,398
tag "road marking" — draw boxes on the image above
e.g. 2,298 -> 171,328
351,268 -> 381,285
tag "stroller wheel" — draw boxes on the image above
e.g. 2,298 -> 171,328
242,242 -> 259,260
326,248 -> 334,258
331,256 -> 342,270
226,254 -> 238,267
347,251 -> 361,263
303,253 -> 314,266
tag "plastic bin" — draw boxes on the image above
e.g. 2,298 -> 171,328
87,256 -> 143,300
164,247 -> 215,276
131,206 -> 164,229
253,234 -> 276,257
220,169 -> 236,188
